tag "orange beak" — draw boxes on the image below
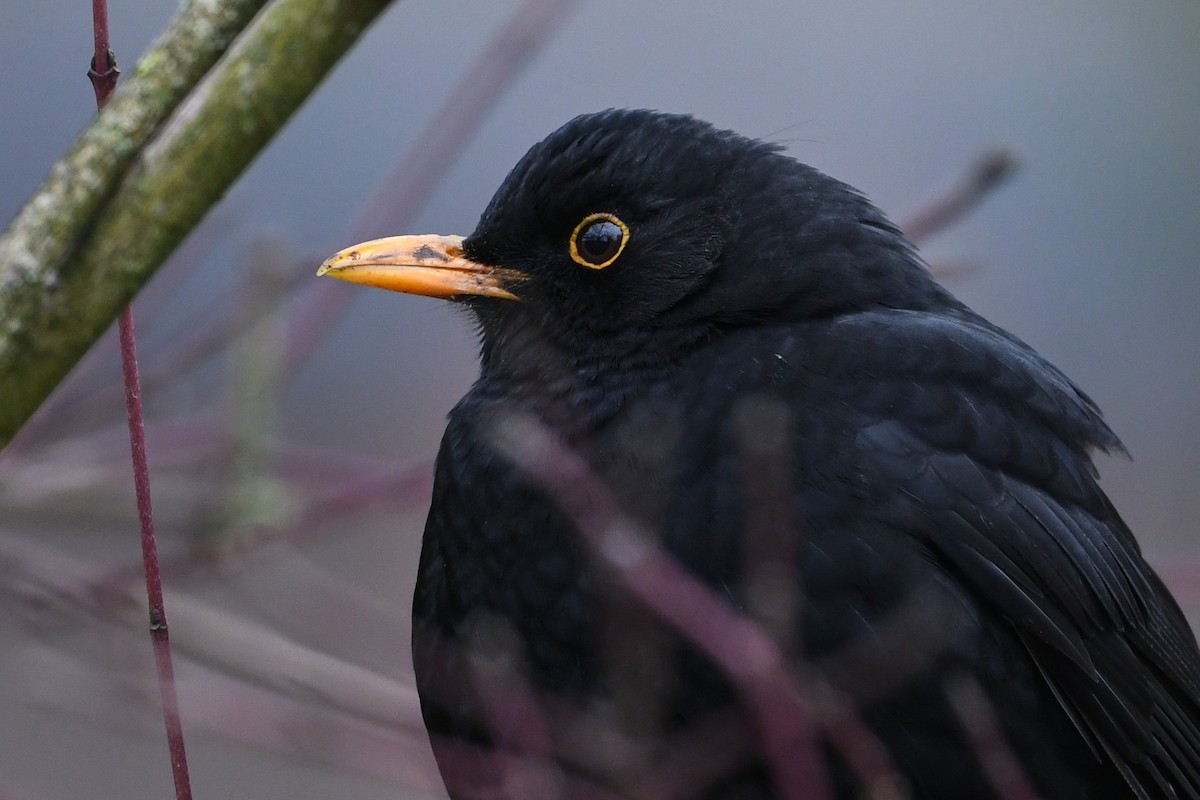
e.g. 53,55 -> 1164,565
317,234 -> 524,301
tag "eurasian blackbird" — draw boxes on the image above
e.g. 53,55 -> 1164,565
319,109 -> 1200,799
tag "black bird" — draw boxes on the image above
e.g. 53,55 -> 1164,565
318,109 -> 1200,799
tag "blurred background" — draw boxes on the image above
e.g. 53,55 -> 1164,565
1,1 -> 1197,797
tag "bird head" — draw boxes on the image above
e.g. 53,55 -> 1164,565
319,109 -> 955,375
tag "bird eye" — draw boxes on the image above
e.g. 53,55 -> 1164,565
569,213 -> 629,269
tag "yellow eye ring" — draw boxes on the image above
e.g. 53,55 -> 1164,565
569,212 -> 629,269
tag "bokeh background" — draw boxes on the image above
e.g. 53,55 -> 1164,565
1,1 -> 1197,797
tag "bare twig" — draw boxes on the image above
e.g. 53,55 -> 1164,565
945,675 -> 1040,800
0,531 -> 422,735
903,150 -> 1018,243
0,0 -> 394,448
411,634 -> 765,798
146,456 -> 433,586
6,214 -> 243,455
283,0 -> 586,374
87,1 -> 120,105
27,647 -> 439,789
487,411 -> 834,800
2,0 -> 271,333
119,309 -> 195,800
89,1 -> 192,794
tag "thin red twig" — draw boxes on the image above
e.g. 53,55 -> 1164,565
87,0 -> 119,106
488,412 -> 835,800
902,150 -> 1018,243
91,1 -> 193,796
117,312 -> 193,800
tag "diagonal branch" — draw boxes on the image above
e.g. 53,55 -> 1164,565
487,411 -> 836,800
902,150 -> 1018,243
0,0 -> 396,449
282,0 -> 585,373
2,0 -> 270,307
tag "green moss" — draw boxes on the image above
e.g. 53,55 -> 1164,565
0,0 -> 396,447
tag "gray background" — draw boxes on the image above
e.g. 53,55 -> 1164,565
1,1 -> 1197,797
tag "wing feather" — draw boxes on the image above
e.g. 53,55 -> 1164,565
813,310 -> 1200,797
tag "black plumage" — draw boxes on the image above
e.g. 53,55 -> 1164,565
319,109 -> 1200,799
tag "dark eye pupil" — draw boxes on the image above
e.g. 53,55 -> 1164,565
577,220 -> 623,264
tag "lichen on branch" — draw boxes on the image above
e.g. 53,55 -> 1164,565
0,0 -> 395,448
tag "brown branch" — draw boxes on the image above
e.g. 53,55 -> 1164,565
486,411 -> 835,800
944,675 -> 1040,800
117,309 -> 194,800
5,214 -> 243,455
902,150 -> 1019,243
283,0 -> 586,374
90,2 -> 192,794
0,531 -> 423,734
0,0 -> 393,448
412,631 -> 765,797
27,645 -> 439,788
87,1 -> 119,105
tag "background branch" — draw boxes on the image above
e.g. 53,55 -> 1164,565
0,0 -> 395,448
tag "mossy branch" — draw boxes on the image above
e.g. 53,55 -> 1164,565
0,0 -> 394,448
2,0 -> 270,299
